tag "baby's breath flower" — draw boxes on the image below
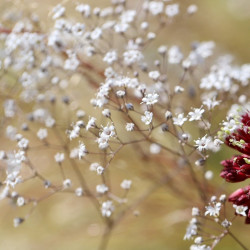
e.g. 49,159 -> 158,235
233,205 -> 248,216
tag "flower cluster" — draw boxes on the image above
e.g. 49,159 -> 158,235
0,0 -> 249,249
220,111 -> 250,223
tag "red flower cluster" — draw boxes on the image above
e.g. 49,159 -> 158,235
220,111 -> 250,223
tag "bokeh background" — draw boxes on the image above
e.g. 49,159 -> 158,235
0,0 -> 250,249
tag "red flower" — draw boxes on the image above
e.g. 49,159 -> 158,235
220,155 -> 250,182
228,186 -> 250,224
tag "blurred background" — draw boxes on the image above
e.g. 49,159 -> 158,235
0,0 -> 250,249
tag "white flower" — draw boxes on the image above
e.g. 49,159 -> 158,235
54,152 -> 65,163
76,4 -> 91,17
17,138 -> 29,150
126,123 -> 135,131
97,166 -> 104,175
78,142 -> 87,159
116,90 -> 126,97
96,184 -> 109,194
91,27 -> 102,40
89,163 -> 101,172
120,179 -> 132,189
192,207 -> 200,216
202,97 -> 221,110
123,50 -> 143,66
194,135 -> 211,151
17,196 -> 25,207
173,113 -> 187,126
37,128 -> 48,140
165,4 -> 179,17
187,4 -> 198,14
72,23 -> 85,36
148,71 -> 160,81
184,218 -> 198,240
205,202 -> 221,217
86,117 -> 97,130
75,187 -> 83,197
221,219 -> 232,228
141,92 -> 159,105
101,200 -> 114,217
168,46 -> 183,64
188,107 -> 205,121
141,111 -> 153,125
52,4 -> 65,19
63,179 -> 72,189
103,51 -> 117,65
148,1 -> 164,15
150,143 -> 161,154
233,205 -> 248,216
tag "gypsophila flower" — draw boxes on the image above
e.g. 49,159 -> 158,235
17,138 -> 29,150
141,111 -> 153,125
141,92 -> 159,105
192,207 -> 200,216
173,113 -> 187,126
97,166 -> 104,175
221,219 -> 232,228
96,184 -> 109,194
78,142 -> 87,159
75,187 -> 83,197
86,117 -> 97,130
187,5 -> 198,14
168,46 -> 183,64
165,4 -> 179,17
188,107 -> 205,121
17,196 -> 25,207
54,153 -> 65,163
194,135 -> 211,151
126,123 -> 135,131
103,51 -> 118,65
150,143 -> 161,154
233,205 -> 248,216
148,1 -> 164,16
205,202 -> 221,217
120,179 -> 132,190
37,128 -> 48,140
101,200 -> 114,217
148,71 -> 160,81
63,179 -> 72,189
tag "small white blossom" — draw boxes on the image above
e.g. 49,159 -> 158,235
78,142 -> 87,159
173,113 -> 187,126
148,71 -> 160,81
150,144 -> 161,154
192,207 -> 200,216
17,196 -> 25,207
37,128 -> 48,140
75,187 -> 83,197
194,135 -> 211,151
101,200 -> 114,217
97,166 -> 104,175
165,4 -> 179,17
141,111 -> 153,125
205,202 -> 221,217
96,184 -> 109,194
17,138 -> 29,150
63,179 -> 72,189
86,117 -> 97,130
141,92 -> 159,105
188,107 -> 205,121
233,205 -> 248,216
120,179 -> 132,189
54,152 -> 65,163
103,51 -> 117,65
126,123 -> 135,131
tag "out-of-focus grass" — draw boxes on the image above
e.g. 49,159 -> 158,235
0,0 -> 250,250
